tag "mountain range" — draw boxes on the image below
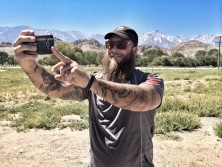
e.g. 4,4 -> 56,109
0,25 -> 219,48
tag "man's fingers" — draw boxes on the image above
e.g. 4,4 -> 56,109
51,47 -> 72,64
20,30 -> 35,35
54,74 -> 63,81
51,62 -> 66,73
51,62 -> 72,81
13,30 -> 35,47
13,35 -> 35,47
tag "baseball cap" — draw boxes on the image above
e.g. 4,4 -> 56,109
104,26 -> 138,46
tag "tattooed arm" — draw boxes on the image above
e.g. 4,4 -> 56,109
25,63 -> 85,101
90,79 -> 162,112
13,30 -> 85,101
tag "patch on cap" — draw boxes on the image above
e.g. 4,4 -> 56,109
116,26 -> 127,30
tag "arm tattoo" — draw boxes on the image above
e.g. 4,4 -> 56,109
33,64 -> 62,94
98,81 -> 147,109
34,65 -> 39,73
60,87 -> 85,101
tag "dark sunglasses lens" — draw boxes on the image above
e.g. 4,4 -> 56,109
105,41 -> 114,49
105,41 -> 127,49
116,41 -> 127,49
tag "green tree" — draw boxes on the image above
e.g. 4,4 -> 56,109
39,55 -> 58,66
206,49 -> 218,67
143,48 -> 164,64
84,51 -> 98,66
139,57 -> 150,66
0,51 -> 9,66
152,56 -> 173,66
186,57 -> 195,67
208,49 -> 218,56
171,52 -> 185,58
195,50 -> 207,66
169,53 -> 190,67
7,56 -> 17,66
135,54 -> 143,66
55,41 -> 81,62
96,52 -> 104,66
75,51 -> 85,65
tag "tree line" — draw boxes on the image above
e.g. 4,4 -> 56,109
136,47 -> 220,67
0,41 -> 221,67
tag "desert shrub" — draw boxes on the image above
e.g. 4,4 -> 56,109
8,101 -> 89,132
0,105 -> 6,111
158,98 -> 189,113
159,96 -> 222,118
188,97 -> 222,117
0,105 -> 8,120
213,122 -> 222,138
69,120 -> 88,131
183,77 -> 190,80
11,110 -> 61,132
183,86 -> 192,92
55,103 -> 88,119
155,111 -> 200,134
9,101 -> 51,114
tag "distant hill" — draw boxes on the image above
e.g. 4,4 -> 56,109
72,39 -> 104,52
0,47 -> 14,55
0,42 -> 12,47
0,40 -> 217,58
165,40 -> 217,57
0,25 -> 219,48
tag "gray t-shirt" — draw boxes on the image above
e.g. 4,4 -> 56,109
86,69 -> 164,167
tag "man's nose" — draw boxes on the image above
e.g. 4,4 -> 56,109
111,45 -> 118,52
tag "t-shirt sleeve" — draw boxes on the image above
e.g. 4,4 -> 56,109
142,74 -> 164,99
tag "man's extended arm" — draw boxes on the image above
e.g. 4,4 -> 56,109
22,61 -> 85,101
13,30 -> 85,101
90,78 -> 161,112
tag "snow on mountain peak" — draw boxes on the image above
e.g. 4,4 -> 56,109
0,26 -> 218,48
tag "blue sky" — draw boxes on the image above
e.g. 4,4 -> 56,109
0,0 -> 221,37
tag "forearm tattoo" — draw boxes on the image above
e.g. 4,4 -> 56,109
98,81 -> 147,109
33,65 -> 61,94
60,87 -> 84,101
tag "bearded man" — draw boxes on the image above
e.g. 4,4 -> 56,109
13,26 -> 164,167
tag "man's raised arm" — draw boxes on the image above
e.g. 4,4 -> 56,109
13,30 -> 86,101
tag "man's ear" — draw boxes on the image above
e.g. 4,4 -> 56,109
133,47 -> 138,54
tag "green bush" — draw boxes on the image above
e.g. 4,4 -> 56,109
9,101 -> 51,114
159,97 -> 222,118
158,98 -> 189,113
55,103 -> 88,119
155,111 -> 200,134
69,120 -> 88,131
8,101 -> 89,132
213,122 -> 222,138
0,105 -> 8,120
11,110 -> 61,132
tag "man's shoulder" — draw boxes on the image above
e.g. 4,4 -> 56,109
134,69 -> 155,75
133,69 -> 153,82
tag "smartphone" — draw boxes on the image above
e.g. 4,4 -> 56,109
24,34 -> 54,55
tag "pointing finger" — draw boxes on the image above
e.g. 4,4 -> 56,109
51,47 -> 72,64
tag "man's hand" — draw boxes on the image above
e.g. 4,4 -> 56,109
13,30 -> 37,62
51,47 -> 90,88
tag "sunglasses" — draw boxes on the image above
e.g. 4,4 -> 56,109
105,40 -> 131,50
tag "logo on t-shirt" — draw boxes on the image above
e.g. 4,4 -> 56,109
146,76 -> 161,86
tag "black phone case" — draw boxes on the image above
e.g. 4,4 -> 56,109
23,34 -> 54,55
36,35 -> 54,54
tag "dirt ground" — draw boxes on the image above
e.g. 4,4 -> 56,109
0,117 -> 221,167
